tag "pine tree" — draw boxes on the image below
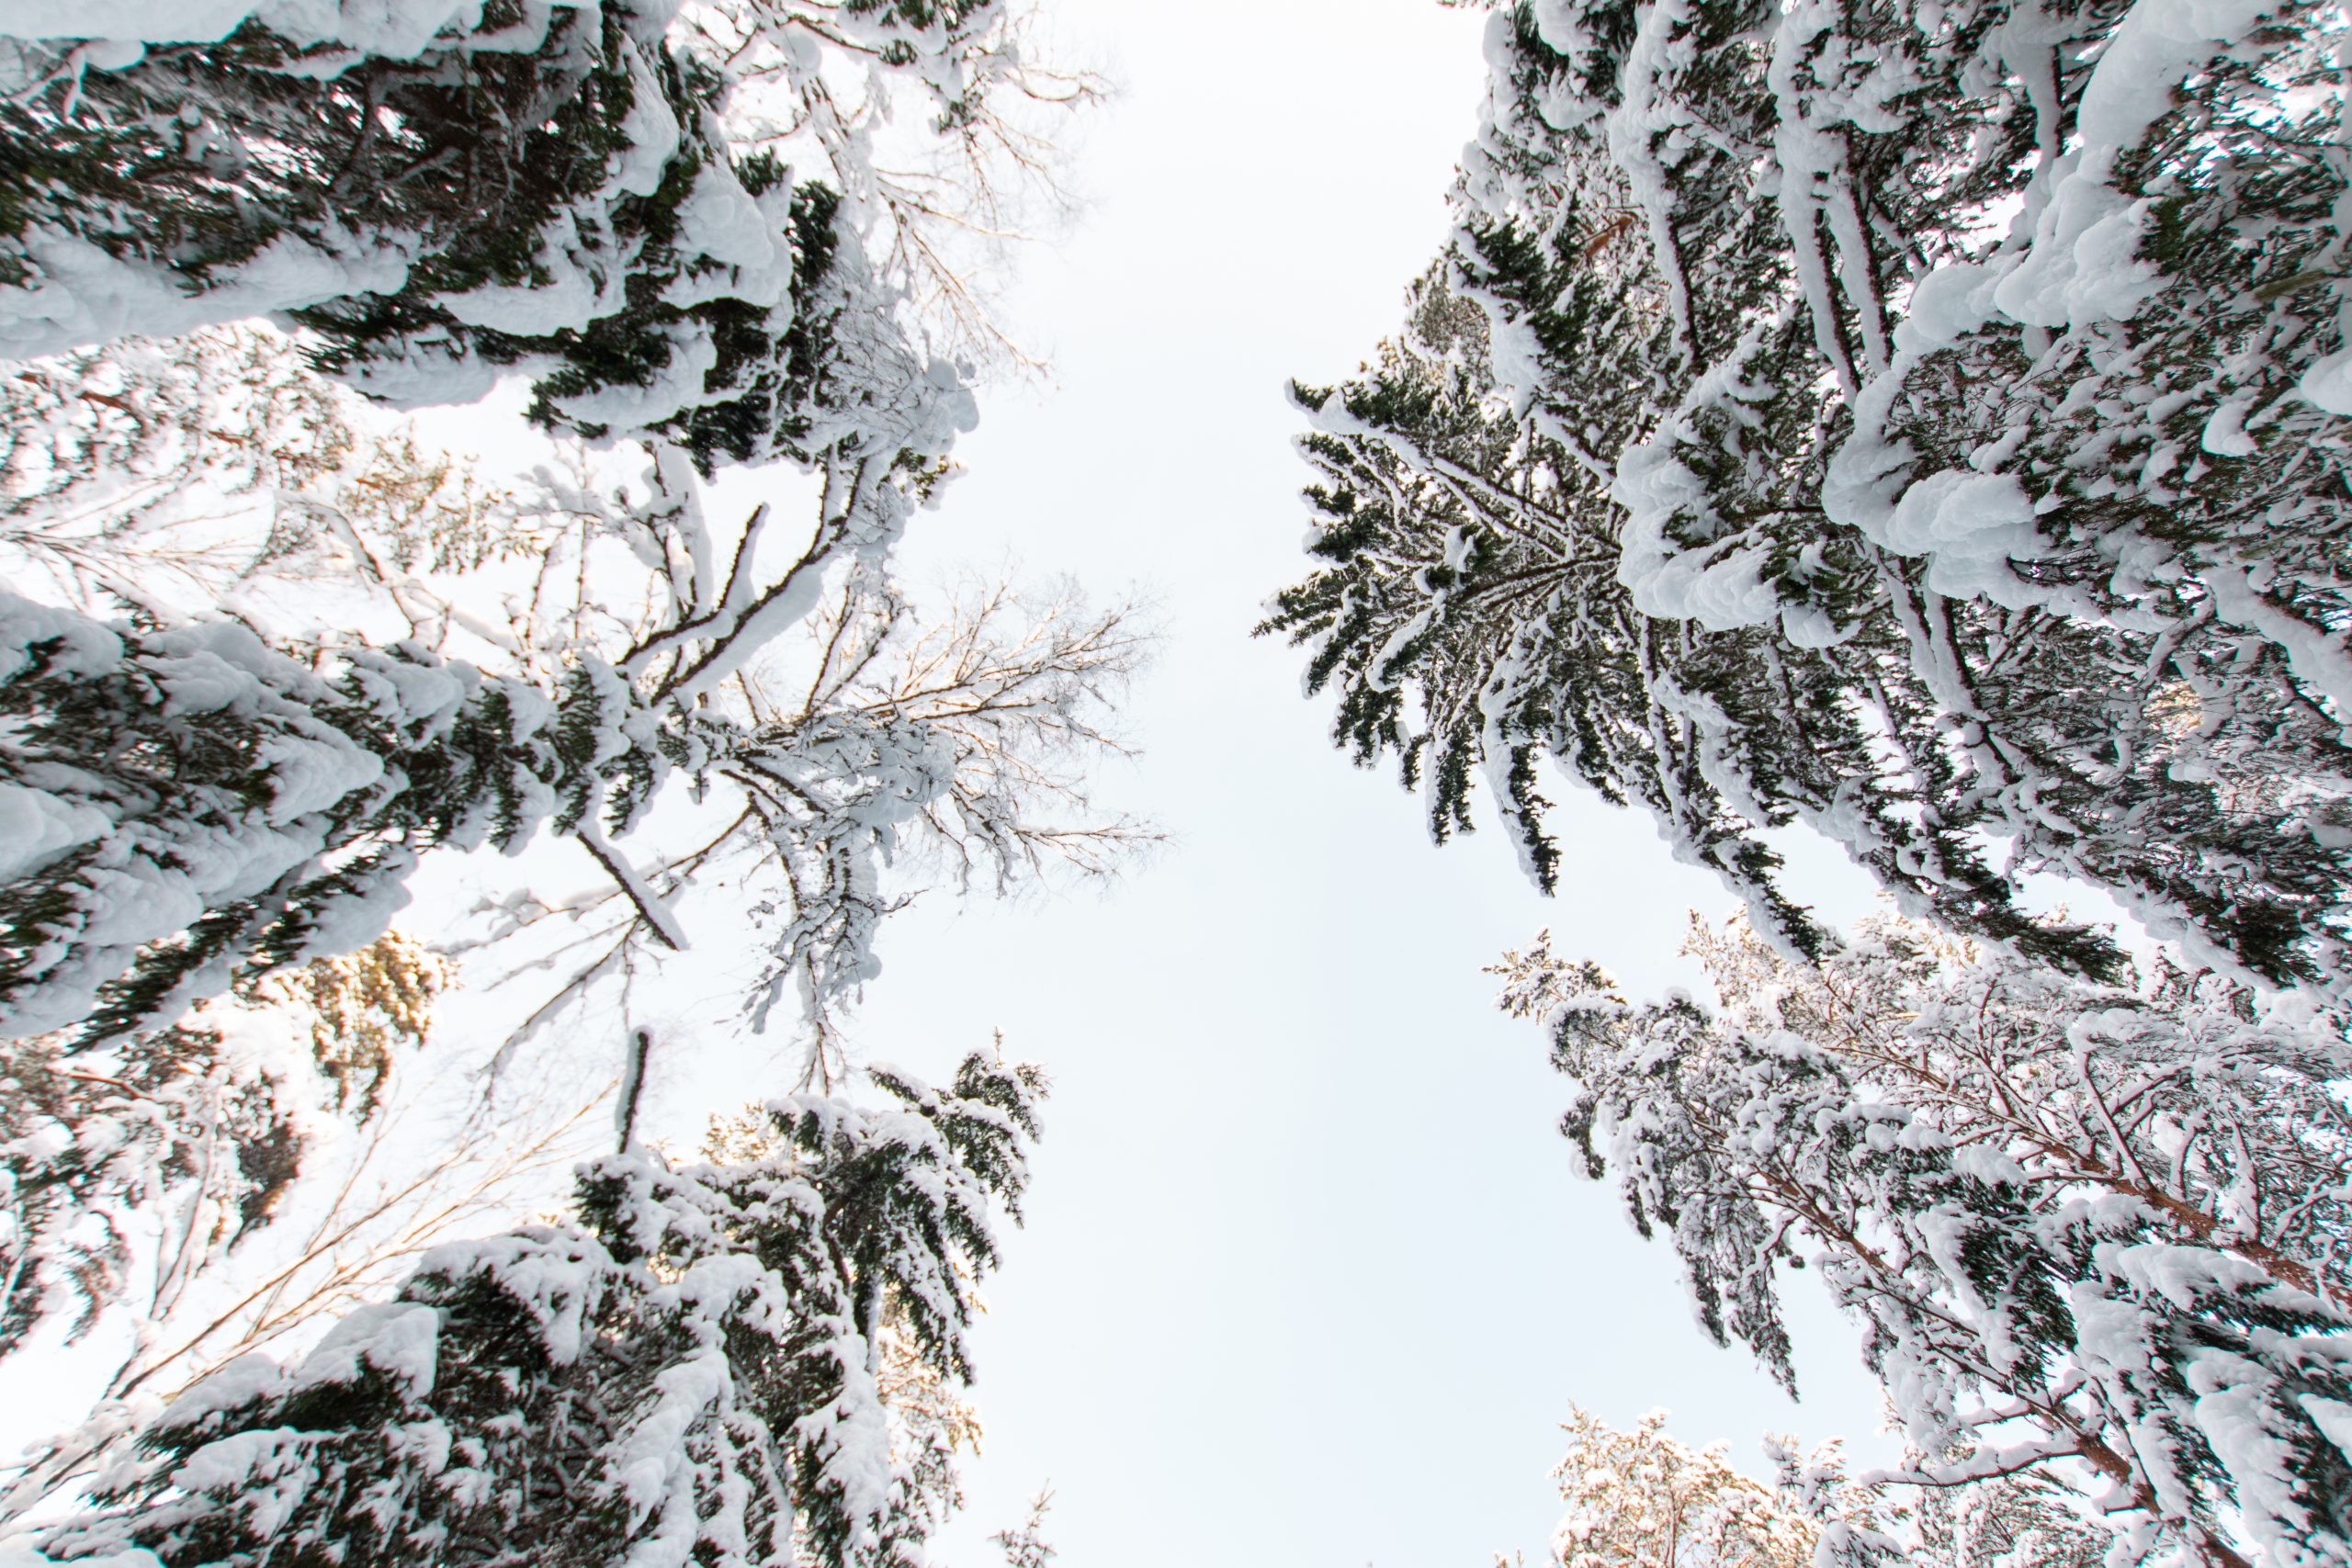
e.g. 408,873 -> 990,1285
1267,0 -> 2352,991
0,0 -> 1127,1066
1491,917 -> 2352,1568
0,931 -> 555,1531
36,1048 -> 1046,1568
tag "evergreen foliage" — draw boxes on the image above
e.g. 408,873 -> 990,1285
1266,0 -> 2352,990
0,0 -> 1000,469
1492,915 -> 2352,1568
0,7 -> 1094,1557
0,592 -> 605,1042
36,1049 -> 1045,1568
0,534 -> 1138,1056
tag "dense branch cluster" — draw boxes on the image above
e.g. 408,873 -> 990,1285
41,1051 -> 1045,1568
1531,1404 -> 2109,1568
1264,1 -> 2352,1561
1495,916 -> 2352,1566
10,0 -> 2352,1562
0,0 -> 1024,457
0,4 -> 1104,1564
1264,0 -> 2352,992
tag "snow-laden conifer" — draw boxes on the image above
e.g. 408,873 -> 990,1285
33,1048 -> 1044,1568
0,0 -> 1032,470
1269,0 -> 2352,990
0,486 -> 1146,1060
1492,917 -> 2352,1567
0,933 -> 586,1533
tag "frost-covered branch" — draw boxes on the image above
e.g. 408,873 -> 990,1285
1493,913 -> 2352,1567
31,1049 -> 1046,1568
1270,0 -> 2352,994
432,564 -> 1155,1089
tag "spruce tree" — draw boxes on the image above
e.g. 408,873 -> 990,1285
36,1049 -> 1046,1568
1267,0 -> 2352,990
0,528 -> 1140,1053
0,0 -> 1000,468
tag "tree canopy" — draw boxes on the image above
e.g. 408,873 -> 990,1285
1265,0 -> 2352,992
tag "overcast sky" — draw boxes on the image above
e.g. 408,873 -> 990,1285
0,2 -> 1926,1560
709,3 -> 1913,1565
0,5 -> 2166,1559
0,3 -> 1945,1562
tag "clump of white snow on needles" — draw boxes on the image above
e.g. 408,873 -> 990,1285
1993,0 -> 2275,331
0,1549 -> 162,1568
1879,469 -> 2052,609
0,784 -> 110,885
2298,347 -> 2352,417
286,1302 -> 443,1400
0,0 -> 549,54
0,229 -> 413,365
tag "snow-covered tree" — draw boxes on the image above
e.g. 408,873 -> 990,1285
1895,1466 -> 2109,1568
0,434 -> 1148,1068
0,0 -> 1133,1075
0,0 -> 1071,466
1543,1405 -> 1824,1568
0,324 -> 533,628
1267,0 -> 2352,991
0,933 -> 446,1362
0,246 -> 1133,1538
0,928 -> 609,1532
1527,1406 -> 2106,1568
35,1047 -> 1045,1568
1491,917 -> 2352,1567
452,566 -> 1154,1084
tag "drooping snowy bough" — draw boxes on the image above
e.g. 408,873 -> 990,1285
0,0 -> 1159,1061
0,0 -> 1016,466
0,445 -> 1146,1067
29,1049 -> 1044,1568
1265,0 -> 2352,994
0,6 -> 1091,1558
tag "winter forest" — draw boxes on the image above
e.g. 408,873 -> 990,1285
0,0 -> 2346,1564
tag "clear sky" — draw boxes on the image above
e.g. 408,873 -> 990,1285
721,3 -> 1913,1565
